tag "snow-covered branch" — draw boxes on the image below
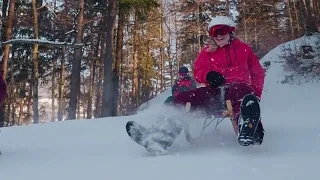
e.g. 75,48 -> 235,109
1,39 -> 84,48
65,30 -> 76,35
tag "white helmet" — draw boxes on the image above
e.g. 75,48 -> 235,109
208,16 -> 236,31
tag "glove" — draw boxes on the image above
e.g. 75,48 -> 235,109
206,71 -> 225,88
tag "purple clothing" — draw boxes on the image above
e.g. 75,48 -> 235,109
173,82 -> 256,117
0,71 -> 7,103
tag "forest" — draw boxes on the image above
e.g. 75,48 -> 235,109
0,0 -> 319,126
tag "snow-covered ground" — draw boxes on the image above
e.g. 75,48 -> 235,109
1,36 -> 320,180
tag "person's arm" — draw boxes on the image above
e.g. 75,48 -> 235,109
171,80 -> 178,96
193,47 -> 223,84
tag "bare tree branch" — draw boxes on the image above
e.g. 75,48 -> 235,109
1,39 -> 84,47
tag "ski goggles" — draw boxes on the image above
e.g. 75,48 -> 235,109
209,25 -> 235,37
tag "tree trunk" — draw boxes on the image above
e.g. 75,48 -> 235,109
174,2 -> 179,71
27,79 -> 33,123
5,93 -> 10,127
243,2 -> 247,42
0,0 -> 15,127
119,37 -> 124,115
113,11 -> 125,116
2,0 -> 9,20
11,92 -> 15,126
58,47 -> 65,121
68,0 -> 84,120
254,17 -> 258,51
101,0 -> 117,117
19,82 -> 26,125
51,0 -> 57,122
26,50 -> 32,123
132,13 -> 139,109
95,64 -> 103,118
32,0 -> 39,124
77,84 -> 81,119
81,77 -> 85,119
293,1 -> 302,35
51,56 -> 56,122
86,25 -> 96,119
19,99 -> 24,125
312,0 -> 317,17
166,10 -> 173,86
145,43 -> 151,100
94,31 -> 104,118
159,10 -> 164,92
9,50 -> 15,125
315,1 -> 320,17
1,0 -> 15,79
301,0 -> 318,35
86,56 -> 94,119
287,0 -> 295,39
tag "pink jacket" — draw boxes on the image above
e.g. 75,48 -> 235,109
193,39 -> 265,98
172,76 -> 197,97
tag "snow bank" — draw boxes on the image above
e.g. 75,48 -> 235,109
261,34 -> 320,85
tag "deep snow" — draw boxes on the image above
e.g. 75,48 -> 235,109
1,36 -> 320,180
